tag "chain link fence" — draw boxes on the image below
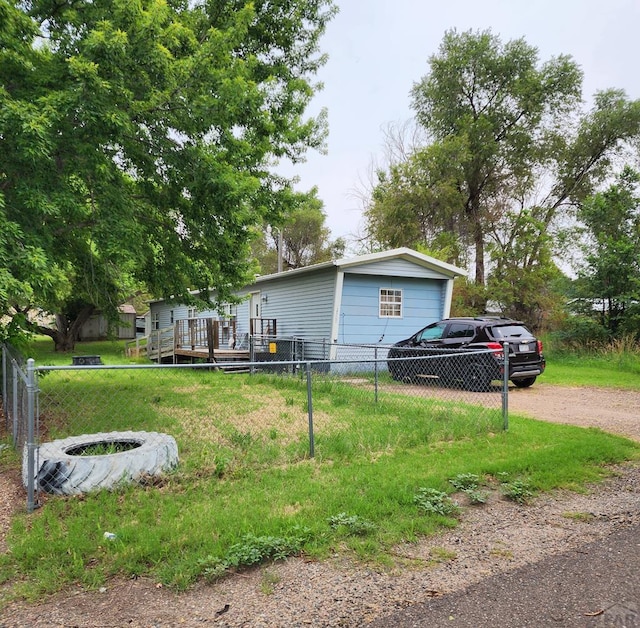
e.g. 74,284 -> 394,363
2,341 -> 508,512
2,343 -> 31,452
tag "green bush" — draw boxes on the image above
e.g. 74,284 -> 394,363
327,513 -> 376,536
550,315 -> 611,351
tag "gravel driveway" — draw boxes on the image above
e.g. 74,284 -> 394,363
508,383 -> 640,441
1,385 -> 639,627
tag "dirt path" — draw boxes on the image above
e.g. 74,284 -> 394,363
1,385 -> 639,627
507,383 -> 640,441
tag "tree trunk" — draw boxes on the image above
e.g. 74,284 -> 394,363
474,223 -> 485,286
470,197 -> 487,311
37,305 -> 96,352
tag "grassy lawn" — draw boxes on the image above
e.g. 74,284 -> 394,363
539,333 -> 640,389
540,353 -> 640,389
0,337 -> 638,603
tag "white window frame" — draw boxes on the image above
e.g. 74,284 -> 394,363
152,312 -> 160,330
379,288 -> 402,318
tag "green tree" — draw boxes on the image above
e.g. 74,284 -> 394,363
486,89 -> 640,326
409,28 -> 582,287
253,188 -> 345,273
365,137 -> 469,267
365,29 -> 640,321
575,166 -> 640,337
0,0 -> 336,349
487,210 -> 564,329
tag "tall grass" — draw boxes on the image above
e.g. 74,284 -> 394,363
1,415 -> 636,600
542,333 -> 640,388
35,367 -> 504,475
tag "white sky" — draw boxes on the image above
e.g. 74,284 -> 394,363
280,0 -> 640,249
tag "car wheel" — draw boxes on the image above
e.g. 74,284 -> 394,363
24,431 -> 179,495
512,376 -> 537,388
388,358 -> 416,383
388,361 -> 403,381
464,363 -> 492,392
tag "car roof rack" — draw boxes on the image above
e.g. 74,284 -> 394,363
473,316 -> 510,321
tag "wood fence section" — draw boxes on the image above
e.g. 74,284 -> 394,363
174,317 -> 241,361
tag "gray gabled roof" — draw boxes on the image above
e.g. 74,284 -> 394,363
254,247 -> 466,284
148,248 -> 467,304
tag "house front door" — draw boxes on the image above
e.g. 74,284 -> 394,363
250,292 -> 261,319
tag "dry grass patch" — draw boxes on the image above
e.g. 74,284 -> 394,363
164,387 -> 342,448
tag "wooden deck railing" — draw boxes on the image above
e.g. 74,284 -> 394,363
125,327 -> 174,360
250,318 -> 277,338
126,317 -> 278,362
175,317 -> 237,354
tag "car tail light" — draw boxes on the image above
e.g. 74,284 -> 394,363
537,340 -> 543,353
487,342 -> 504,359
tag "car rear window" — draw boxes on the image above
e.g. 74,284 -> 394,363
491,325 -> 533,339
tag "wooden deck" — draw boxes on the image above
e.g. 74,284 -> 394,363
126,327 -> 175,361
173,347 -> 251,362
125,317 -> 276,365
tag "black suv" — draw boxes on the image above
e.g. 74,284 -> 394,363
387,317 -> 545,391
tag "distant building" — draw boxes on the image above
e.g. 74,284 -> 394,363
79,305 -> 138,341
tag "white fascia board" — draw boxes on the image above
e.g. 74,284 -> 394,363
335,247 -> 467,278
442,279 -> 455,318
329,269 -> 344,355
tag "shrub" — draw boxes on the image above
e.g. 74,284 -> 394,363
327,513 -> 376,536
413,488 -> 460,517
550,315 -> 611,352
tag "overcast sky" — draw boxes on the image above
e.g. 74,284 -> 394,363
280,0 -> 640,249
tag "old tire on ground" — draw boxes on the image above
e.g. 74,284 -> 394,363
23,431 -> 179,495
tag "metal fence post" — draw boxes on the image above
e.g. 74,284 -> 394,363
374,346 -> 379,403
306,362 -> 314,458
1,345 -> 6,430
12,358 -> 18,444
26,358 -> 38,512
502,342 -> 509,431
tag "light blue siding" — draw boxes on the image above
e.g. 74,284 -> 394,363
150,303 -> 187,330
149,300 -> 222,329
235,297 -> 251,340
331,343 -> 391,375
239,268 -> 336,340
147,249 -> 463,364
338,273 -> 445,345
345,258 -> 452,279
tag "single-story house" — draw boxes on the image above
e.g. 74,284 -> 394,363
148,248 -> 466,360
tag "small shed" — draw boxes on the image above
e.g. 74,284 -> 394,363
79,304 -> 138,341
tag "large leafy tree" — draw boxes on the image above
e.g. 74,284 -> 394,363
252,187 -> 345,273
365,30 -> 640,321
365,138 -> 469,267
0,0 -> 336,349
409,29 -> 582,287
574,167 -> 640,337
